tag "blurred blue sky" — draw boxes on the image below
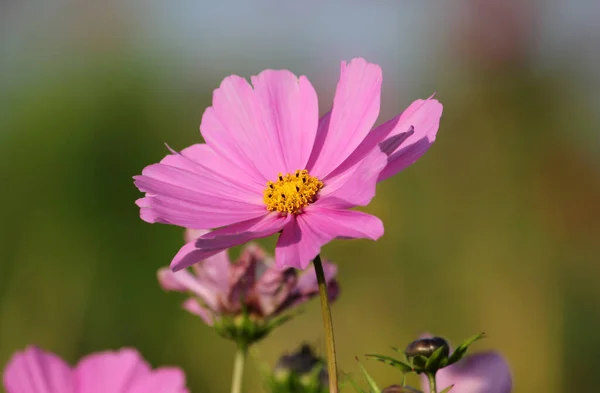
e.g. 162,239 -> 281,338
1,0 -> 599,148
2,1 -> 598,85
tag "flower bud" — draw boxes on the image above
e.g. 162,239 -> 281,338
405,337 -> 450,360
269,344 -> 328,393
404,336 -> 450,373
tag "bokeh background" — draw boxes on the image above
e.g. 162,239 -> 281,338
1,1 -> 599,392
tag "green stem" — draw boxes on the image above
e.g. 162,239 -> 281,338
313,254 -> 339,393
427,372 -> 437,393
230,347 -> 247,393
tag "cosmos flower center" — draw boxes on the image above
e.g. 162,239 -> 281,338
263,170 -> 323,214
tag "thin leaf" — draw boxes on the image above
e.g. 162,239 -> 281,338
365,354 -> 413,373
340,373 -> 365,393
447,332 -> 485,365
356,357 -> 380,393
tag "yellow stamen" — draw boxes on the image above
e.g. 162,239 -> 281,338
263,169 -> 323,214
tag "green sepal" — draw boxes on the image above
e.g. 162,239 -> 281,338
410,355 -> 429,371
364,354 -> 413,373
424,345 -> 449,371
447,332 -> 485,366
213,311 -> 301,348
265,312 -> 295,331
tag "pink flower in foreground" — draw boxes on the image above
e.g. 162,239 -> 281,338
3,346 -> 188,393
420,351 -> 512,393
158,229 -> 339,327
134,57 -> 442,270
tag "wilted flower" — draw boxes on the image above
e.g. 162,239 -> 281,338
2,346 -> 188,393
268,344 -> 328,393
134,57 -> 442,270
420,351 -> 512,393
158,230 -> 339,346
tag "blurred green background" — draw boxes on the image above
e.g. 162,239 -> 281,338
1,1 -> 599,392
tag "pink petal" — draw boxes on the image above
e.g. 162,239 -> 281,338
136,194 -> 264,229
202,71 -> 318,182
306,111 -> 330,171
191,251 -> 231,294
182,298 -> 215,326
377,97 -> 443,181
227,253 -> 259,312
157,268 -> 188,292
74,348 -> 150,393
316,148 -> 387,208
255,264 -> 297,317
170,214 -> 291,272
421,352 -> 512,393
296,260 -> 338,294
156,268 -> 220,311
284,259 -> 339,308
200,89 -> 269,185
127,368 -> 189,393
275,208 -> 383,269
134,160 -> 266,228
184,228 -> 208,243
162,144 -> 265,194
307,58 -> 382,178
251,70 -> 319,174
3,346 -> 73,393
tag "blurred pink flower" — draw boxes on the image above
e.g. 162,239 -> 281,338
157,230 -> 339,326
420,351 -> 512,393
2,346 -> 188,393
134,57 -> 442,271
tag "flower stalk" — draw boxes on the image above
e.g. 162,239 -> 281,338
426,372 -> 437,393
314,254 -> 338,393
230,346 -> 247,393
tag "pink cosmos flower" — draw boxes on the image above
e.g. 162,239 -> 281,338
2,346 -> 188,393
420,351 -> 512,393
157,229 -> 339,326
134,57 -> 442,270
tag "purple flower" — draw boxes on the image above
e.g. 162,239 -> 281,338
2,346 -> 188,393
157,230 -> 339,327
420,351 -> 512,393
134,58 -> 442,270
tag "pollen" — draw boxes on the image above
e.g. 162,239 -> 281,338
263,169 -> 323,214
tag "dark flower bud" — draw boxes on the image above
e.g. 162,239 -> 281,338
405,337 -> 450,359
269,344 -> 328,393
404,336 -> 450,373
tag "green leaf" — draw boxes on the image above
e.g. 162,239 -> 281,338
356,357 -> 380,393
364,354 -> 413,373
447,332 -> 486,365
439,384 -> 455,393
